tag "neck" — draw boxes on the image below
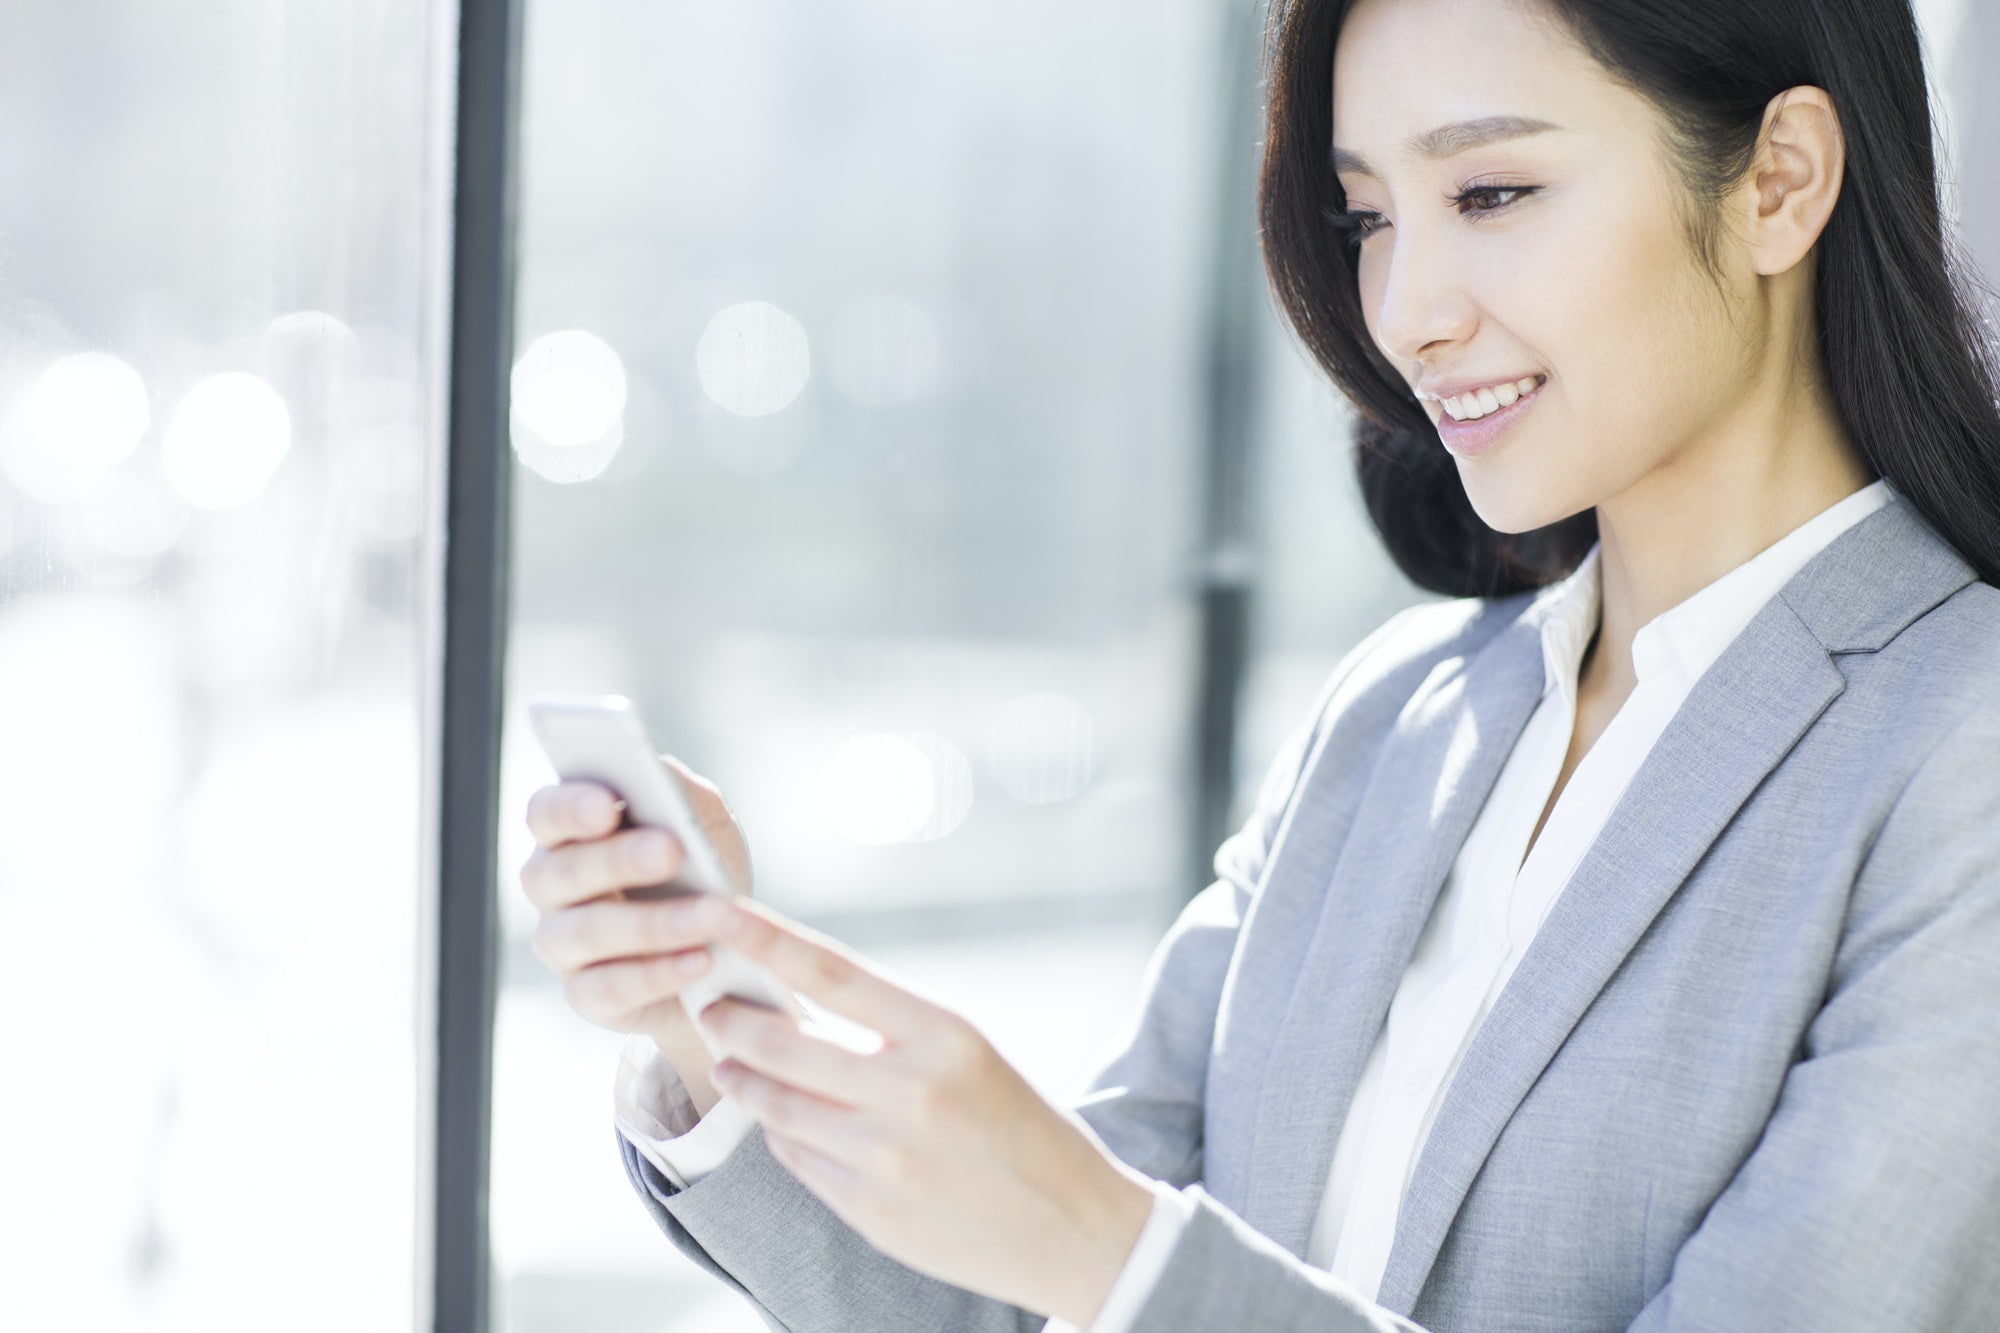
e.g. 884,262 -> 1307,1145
1585,384 -> 1875,698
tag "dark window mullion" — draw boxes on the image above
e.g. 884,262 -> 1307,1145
1189,0 -> 1272,898
435,0 -> 523,1329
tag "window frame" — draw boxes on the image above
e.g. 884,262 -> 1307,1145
430,2 -> 523,1329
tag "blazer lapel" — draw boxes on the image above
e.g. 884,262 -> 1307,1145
1371,492 -> 1979,1313
1240,601 -> 1554,1256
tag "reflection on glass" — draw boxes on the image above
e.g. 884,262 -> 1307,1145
26,351 -> 151,468
695,300 -> 812,418
265,308 -> 360,349
0,4 -> 448,1328
511,327 -> 629,484
496,0 -> 1229,1326
819,730 -> 974,846
161,372 -> 293,510
904,729 -> 976,843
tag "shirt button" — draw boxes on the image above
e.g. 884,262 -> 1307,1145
1404,1065 -> 1436,1096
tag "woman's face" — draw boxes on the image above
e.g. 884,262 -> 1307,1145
1332,0 -> 1760,534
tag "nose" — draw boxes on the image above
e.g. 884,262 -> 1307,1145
1366,227 -> 1477,376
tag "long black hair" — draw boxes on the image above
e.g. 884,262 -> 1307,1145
1257,0 -> 2000,597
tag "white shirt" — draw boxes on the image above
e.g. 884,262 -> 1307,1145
616,478 -> 1895,1332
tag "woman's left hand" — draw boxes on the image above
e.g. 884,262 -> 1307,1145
686,893 -> 1156,1327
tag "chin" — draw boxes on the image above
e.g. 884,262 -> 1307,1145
1456,466 -> 1573,536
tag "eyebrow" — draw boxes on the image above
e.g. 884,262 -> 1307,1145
1330,115 -> 1561,177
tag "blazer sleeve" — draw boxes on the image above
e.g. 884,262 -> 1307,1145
614,604 -> 1438,1332
1624,701 -> 2000,1331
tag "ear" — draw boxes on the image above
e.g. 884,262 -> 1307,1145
1743,85 -> 1846,276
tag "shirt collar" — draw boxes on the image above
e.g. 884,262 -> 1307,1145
1535,478 -> 1896,697
1535,544 -> 1602,704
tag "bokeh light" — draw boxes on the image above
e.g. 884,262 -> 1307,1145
511,329 -> 627,448
25,351 -> 151,468
265,309 -> 360,350
696,300 -> 811,417
513,415 -> 624,485
510,329 -> 628,484
905,731 -> 974,842
828,295 -> 945,408
161,372 -> 293,510
986,692 -> 1096,805
820,732 -> 938,845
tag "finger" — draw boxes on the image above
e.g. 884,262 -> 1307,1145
659,753 -> 719,804
696,997 -> 899,1109
660,755 -> 753,894
534,895 -> 718,974
712,1059 -> 876,1172
565,950 -> 712,1024
520,825 -> 684,911
525,780 -> 627,847
710,899 -> 934,1043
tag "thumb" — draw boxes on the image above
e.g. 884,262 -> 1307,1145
658,753 -> 754,895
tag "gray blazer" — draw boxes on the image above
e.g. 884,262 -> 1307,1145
618,490 -> 2000,1331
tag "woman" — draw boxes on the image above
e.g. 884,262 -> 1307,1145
519,0 -> 2000,1327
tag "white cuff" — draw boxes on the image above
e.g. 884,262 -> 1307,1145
612,1030 -> 756,1190
1041,1179 -> 1197,1333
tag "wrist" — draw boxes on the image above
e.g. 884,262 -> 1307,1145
651,1032 -> 721,1117
1048,1161 -> 1154,1328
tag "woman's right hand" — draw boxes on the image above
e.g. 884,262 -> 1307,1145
519,757 -> 753,1116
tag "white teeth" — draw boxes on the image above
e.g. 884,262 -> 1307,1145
1441,375 -> 1544,421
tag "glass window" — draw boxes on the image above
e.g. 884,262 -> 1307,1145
0,5 -> 450,1328
491,1 -> 1238,1326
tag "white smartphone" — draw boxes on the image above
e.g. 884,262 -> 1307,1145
526,694 -> 803,1055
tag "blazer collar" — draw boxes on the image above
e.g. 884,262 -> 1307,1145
1239,490 -> 1979,1310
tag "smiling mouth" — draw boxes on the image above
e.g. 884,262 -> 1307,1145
1430,374 -> 1547,422
1425,373 -> 1549,459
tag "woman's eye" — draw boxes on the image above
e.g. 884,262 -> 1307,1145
1453,185 -> 1537,216
1330,185 -> 1537,253
1331,209 -> 1387,249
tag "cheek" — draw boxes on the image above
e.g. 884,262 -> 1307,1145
1356,257 -> 1388,347
1517,196 -> 1730,439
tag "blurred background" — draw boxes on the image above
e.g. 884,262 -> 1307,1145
0,1 -> 1992,1330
